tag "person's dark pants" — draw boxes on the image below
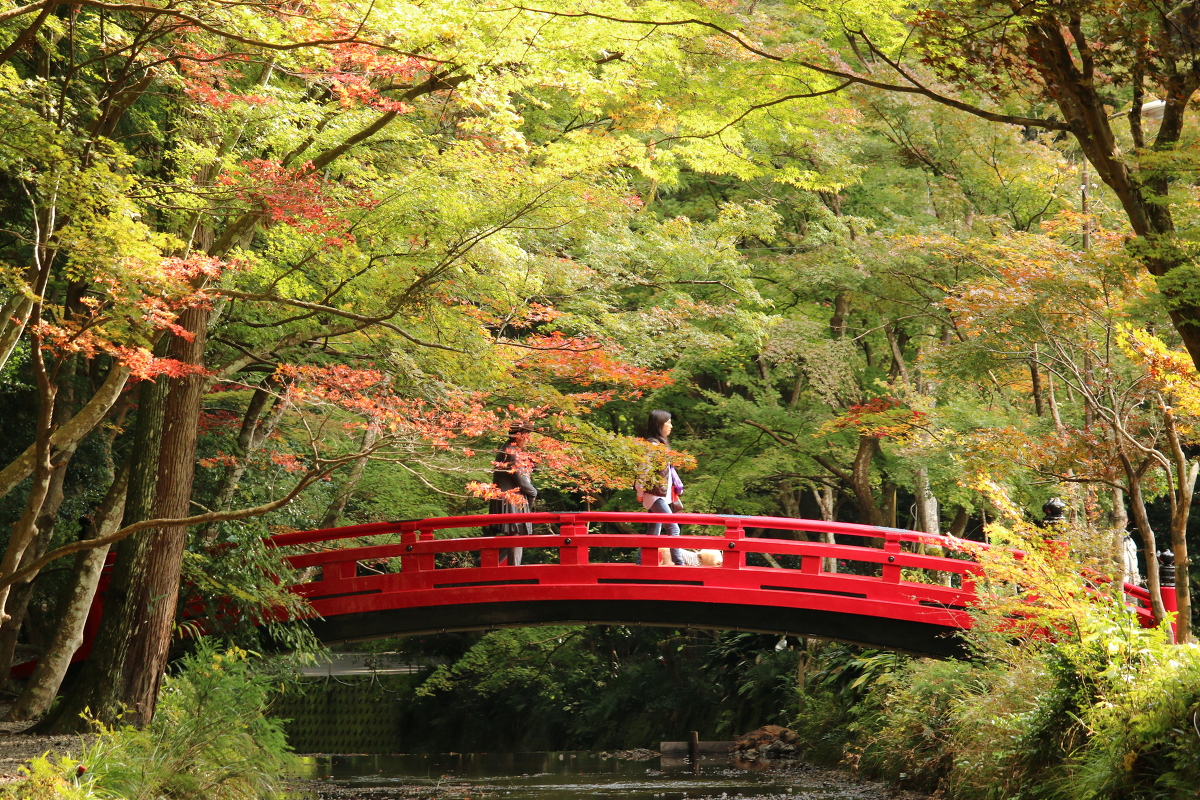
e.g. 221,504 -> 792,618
499,540 -> 523,566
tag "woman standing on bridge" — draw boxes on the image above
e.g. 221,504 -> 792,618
636,409 -> 685,565
485,424 -> 537,566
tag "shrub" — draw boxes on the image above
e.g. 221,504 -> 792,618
79,642 -> 294,800
0,755 -> 98,800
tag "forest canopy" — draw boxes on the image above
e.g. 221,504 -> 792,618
1,0 -> 1199,730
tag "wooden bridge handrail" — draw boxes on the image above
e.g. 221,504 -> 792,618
281,532 -> 981,576
267,511 -> 986,551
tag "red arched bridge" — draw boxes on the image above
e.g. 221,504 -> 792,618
12,511 -> 1165,680
262,512 -> 1164,658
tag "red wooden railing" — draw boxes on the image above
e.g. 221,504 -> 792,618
266,512 -> 1164,645
10,512 -> 1170,678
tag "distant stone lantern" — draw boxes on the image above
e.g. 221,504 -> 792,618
1041,497 -> 1067,527
1157,550 -> 1176,588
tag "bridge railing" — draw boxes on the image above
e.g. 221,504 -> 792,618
271,512 -> 978,582
267,512 -> 1158,631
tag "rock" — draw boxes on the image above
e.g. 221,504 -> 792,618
732,726 -> 801,762
734,725 -> 794,750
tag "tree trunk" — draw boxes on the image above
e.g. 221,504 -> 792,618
1162,405 -> 1196,643
1029,358 -> 1044,417
0,345 -> 58,620
913,466 -> 939,536
5,465 -> 129,721
0,461 -> 71,686
119,305 -> 210,727
198,379 -> 289,546
811,486 -> 837,573
947,505 -> 969,539
849,435 -> 883,527
880,480 -> 898,529
1169,470 -> 1195,643
777,478 -> 801,522
39,354 -> 170,733
1121,456 -> 1168,625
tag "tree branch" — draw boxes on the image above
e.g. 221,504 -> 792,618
503,5 -> 1071,131
214,290 -> 461,351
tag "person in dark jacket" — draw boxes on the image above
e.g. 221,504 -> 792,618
484,425 -> 537,566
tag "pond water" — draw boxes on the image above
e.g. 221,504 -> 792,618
286,751 -> 902,800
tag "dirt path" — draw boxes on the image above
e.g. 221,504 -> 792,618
0,714 -> 93,782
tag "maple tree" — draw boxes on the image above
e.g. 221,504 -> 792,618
507,1 -> 1200,371
1,0 -> 1198,742
0,0 -> 812,729
923,221 -> 1200,636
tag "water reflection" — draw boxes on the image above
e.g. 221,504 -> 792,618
289,751 -> 873,800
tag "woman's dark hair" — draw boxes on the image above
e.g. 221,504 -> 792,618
645,409 -> 672,445
504,424 -> 533,449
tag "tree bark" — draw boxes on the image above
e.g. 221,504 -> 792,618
119,305 -> 210,727
913,466 -> 939,536
1119,453 -> 1168,625
1029,358 -> 1044,417
851,436 -> 883,527
1161,404 -> 1196,642
0,340 -> 58,620
811,486 -> 837,573
0,459 -> 71,685
39,354 -> 170,733
5,464 -> 129,721
947,505 -> 969,539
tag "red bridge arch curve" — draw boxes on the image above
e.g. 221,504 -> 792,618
262,512 -> 1161,658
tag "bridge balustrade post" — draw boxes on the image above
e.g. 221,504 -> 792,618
558,517 -> 588,566
400,530 -> 419,574
723,522 -> 744,569
882,531 -> 902,583
961,568 -> 977,597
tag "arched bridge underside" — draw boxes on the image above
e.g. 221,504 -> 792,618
269,513 -> 1158,658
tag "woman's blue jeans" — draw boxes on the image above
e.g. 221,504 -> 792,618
639,497 -> 683,565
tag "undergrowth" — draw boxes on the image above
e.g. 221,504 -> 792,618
2,642 -> 293,800
788,520 -> 1200,799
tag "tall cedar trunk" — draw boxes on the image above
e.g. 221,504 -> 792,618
6,464 -> 129,721
39,356 -> 170,733
119,305 -> 209,726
